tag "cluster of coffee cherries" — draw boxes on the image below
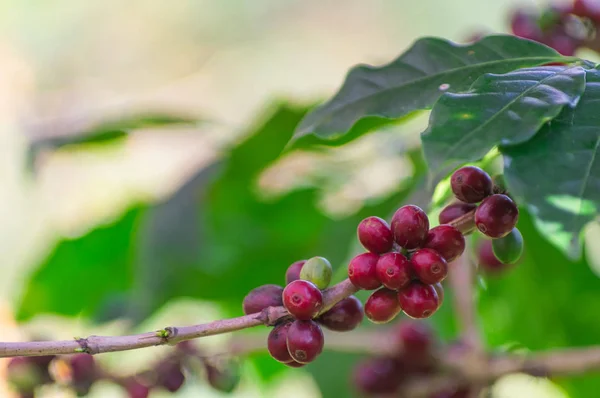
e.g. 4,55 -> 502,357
243,256 -> 364,367
510,0 -> 600,55
6,341 -> 238,398
439,166 -> 524,272
349,205 -> 466,323
352,321 -> 471,397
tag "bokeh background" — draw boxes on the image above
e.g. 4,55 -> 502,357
1,0 -> 600,397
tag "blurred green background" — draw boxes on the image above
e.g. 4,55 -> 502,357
1,0 -> 600,397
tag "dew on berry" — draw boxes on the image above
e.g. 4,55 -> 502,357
391,205 -> 430,250
317,296 -> 364,332
285,260 -> 306,285
492,227 -> 524,264
439,202 -> 477,225
242,284 -> 284,315
267,322 -> 294,363
365,288 -> 402,324
375,252 -> 411,290
424,225 -> 465,263
286,320 -> 324,363
398,281 -> 440,319
300,256 -> 332,289
357,216 -> 394,254
450,166 -> 492,203
348,252 -> 381,290
282,280 -> 323,320
410,248 -> 448,285
475,194 -> 518,238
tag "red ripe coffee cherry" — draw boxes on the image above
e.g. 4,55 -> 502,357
282,280 -> 323,320
365,288 -> 402,324
286,320 -> 324,363
267,322 -> 294,363
398,281 -> 440,319
157,361 -> 185,393
424,225 -> 465,263
410,248 -> 448,285
395,321 -> 434,358
352,357 -> 402,395
348,252 -> 381,290
317,296 -> 364,332
357,216 -> 394,254
375,252 -> 411,290
451,166 -> 493,203
439,202 -> 476,224
285,361 -> 306,368
124,378 -> 151,398
391,205 -> 430,250
242,284 -> 284,315
475,194 -> 518,238
477,240 -> 506,273
285,260 -> 306,284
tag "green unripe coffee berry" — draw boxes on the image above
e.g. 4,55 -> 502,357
492,227 -> 524,264
300,256 -> 332,289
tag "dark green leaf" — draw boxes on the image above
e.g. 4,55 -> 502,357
16,207 -> 146,320
294,35 -> 566,144
422,66 -> 586,172
502,68 -> 600,258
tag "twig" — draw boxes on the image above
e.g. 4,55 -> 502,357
0,279 -> 358,358
448,208 -> 476,234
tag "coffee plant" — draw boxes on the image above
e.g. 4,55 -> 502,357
9,1 -> 600,397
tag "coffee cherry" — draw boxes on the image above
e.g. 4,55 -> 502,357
477,240 -> 505,273
348,252 -> 381,290
157,361 -> 185,393
353,357 -> 402,395
432,282 -> 444,305
475,194 -> 518,238
70,354 -> 97,396
300,256 -> 332,289
391,205 -> 430,249
451,166 -> 492,203
285,260 -> 306,284
375,252 -> 411,290
424,225 -> 465,263
205,360 -> 241,393
282,280 -> 323,320
395,321 -> 434,358
6,357 -> 42,394
317,296 -> 364,332
268,322 -> 294,363
398,281 -> 440,319
357,216 -> 394,254
285,361 -> 306,368
573,0 -> 600,22
410,248 -> 448,285
242,284 -> 284,315
510,9 -> 543,41
439,202 -> 476,224
365,288 -> 402,324
286,320 -> 324,363
492,227 -> 524,264
123,378 -> 151,398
